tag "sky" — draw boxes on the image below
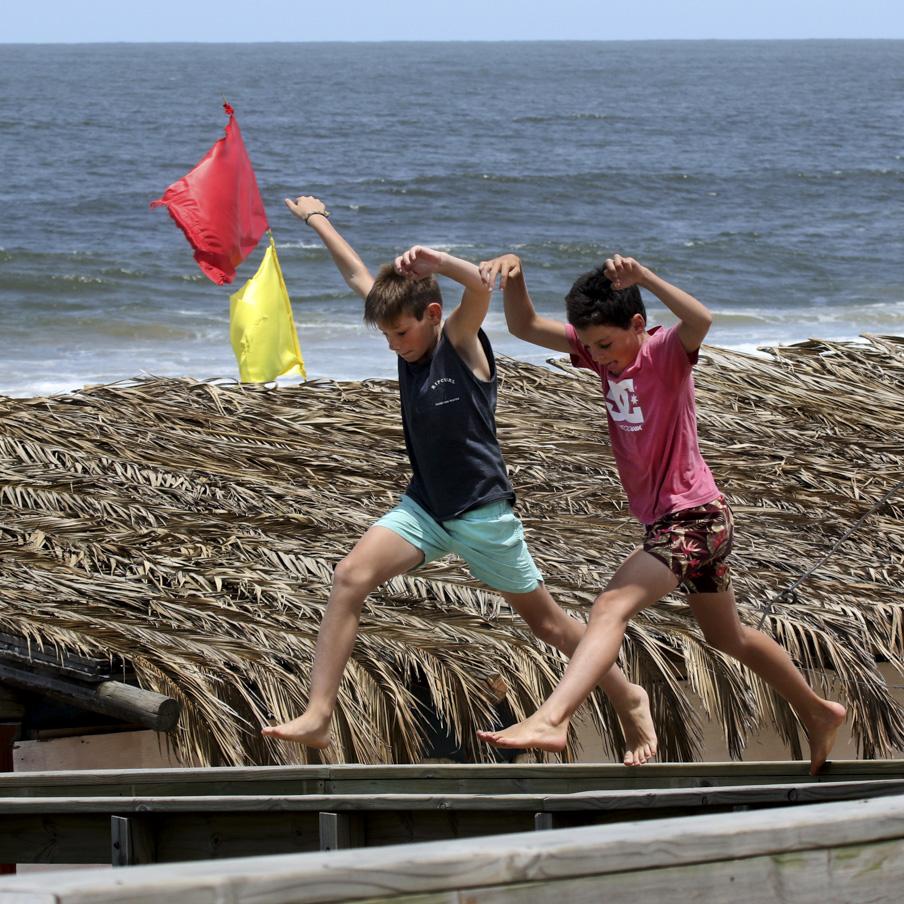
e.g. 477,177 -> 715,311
3,1 -> 903,42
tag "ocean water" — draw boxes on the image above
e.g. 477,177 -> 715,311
0,41 -> 902,397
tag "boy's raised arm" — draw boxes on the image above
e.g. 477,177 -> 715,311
605,255 -> 712,353
480,254 -> 571,355
395,245 -> 490,345
286,195 -> 374,300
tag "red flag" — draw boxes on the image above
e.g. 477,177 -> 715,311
151,103 -> 269,285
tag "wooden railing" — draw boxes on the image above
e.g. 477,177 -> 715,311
0,761 -> 902,866
0,791 -> 903,902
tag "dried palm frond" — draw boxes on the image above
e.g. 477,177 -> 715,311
0,334 -> 902,764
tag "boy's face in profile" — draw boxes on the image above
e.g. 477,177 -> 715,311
378,302 -> 442,365
577,313 -> 647,376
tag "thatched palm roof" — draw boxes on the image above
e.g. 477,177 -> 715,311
1,334 -> 902,765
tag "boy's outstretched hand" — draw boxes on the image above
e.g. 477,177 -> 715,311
285,195 -> 330,223
605,254 -> 648,290
479,254 -> 522,290
395,245 -> 445,279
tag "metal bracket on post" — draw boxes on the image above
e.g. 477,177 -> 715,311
111,815 -> 156,867
319,812 -> 364,851
534,812 -> 557,831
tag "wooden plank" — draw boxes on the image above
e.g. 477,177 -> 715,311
0,779 -> 901,814
320,760 -> 904,796
355,896 -> 455,904
151,813 -> 319,862
0,632 -> 122,681
0,764 -> 332,798
0,814 -> 110,864
354,838 -> 904,904
360,809 -> 535,849
0,686 -> 25,721
1,794 -> 904,902
0,811 -> 320,865
0,760 -> 902,799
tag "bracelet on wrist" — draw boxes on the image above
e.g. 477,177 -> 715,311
303,209 -> 330,224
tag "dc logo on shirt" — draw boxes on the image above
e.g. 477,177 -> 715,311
606,378 -> 644,425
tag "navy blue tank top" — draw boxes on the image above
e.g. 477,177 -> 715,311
398,327 -> 514,521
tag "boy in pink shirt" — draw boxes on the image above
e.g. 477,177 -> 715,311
476,252 -> 845,774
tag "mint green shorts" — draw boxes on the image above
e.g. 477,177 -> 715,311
375,495 -> 543,594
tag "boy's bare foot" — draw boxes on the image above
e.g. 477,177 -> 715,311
806,700 -> 847,775
477,711 -> 568,752
261,712 -> 331,748
613,685 -> 657,766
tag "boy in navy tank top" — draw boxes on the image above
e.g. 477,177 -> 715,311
262,196 -> 658,764
476,252 -> 846,774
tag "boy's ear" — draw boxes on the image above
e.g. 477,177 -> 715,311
425,301 -> 443,324
630,313 -> 646,333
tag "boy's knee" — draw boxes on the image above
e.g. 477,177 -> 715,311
332,556 -> 381,595
526,615 -> 569,650
705,630 -> 745,658
590,591 -> 634,626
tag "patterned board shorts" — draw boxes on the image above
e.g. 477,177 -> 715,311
643,496 -> 734,594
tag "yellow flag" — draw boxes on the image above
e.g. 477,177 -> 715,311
229,236 -> 306,382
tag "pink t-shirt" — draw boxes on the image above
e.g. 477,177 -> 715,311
566,323 -> 720,525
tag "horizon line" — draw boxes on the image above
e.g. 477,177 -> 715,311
2,36 -> 902,45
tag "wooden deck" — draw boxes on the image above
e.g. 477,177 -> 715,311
1,791 -> 903,902
0,760 -> 902,866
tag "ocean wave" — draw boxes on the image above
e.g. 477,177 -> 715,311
99,266 -> 149,279
0,273 -> 114,295
2,378 -> 91,399
332,168 -> 713,195
56,319 -> 205,341
0,247 -> 99,264
709,311 -> 772,326
428,243 -> 477,252
512,112 -> 611,124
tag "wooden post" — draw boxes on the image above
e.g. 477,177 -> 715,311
111,816 -> 156,867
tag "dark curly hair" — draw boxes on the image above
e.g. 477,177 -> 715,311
565,265 -> 646,330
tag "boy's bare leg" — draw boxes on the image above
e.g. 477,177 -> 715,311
687,590 -> 846,774
480,549 -> 678,752
501,584 -> 657,765
262,526 -> 424,746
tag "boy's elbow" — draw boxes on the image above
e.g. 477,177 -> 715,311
504,314 -> 529,341
693,307 -> 713,339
